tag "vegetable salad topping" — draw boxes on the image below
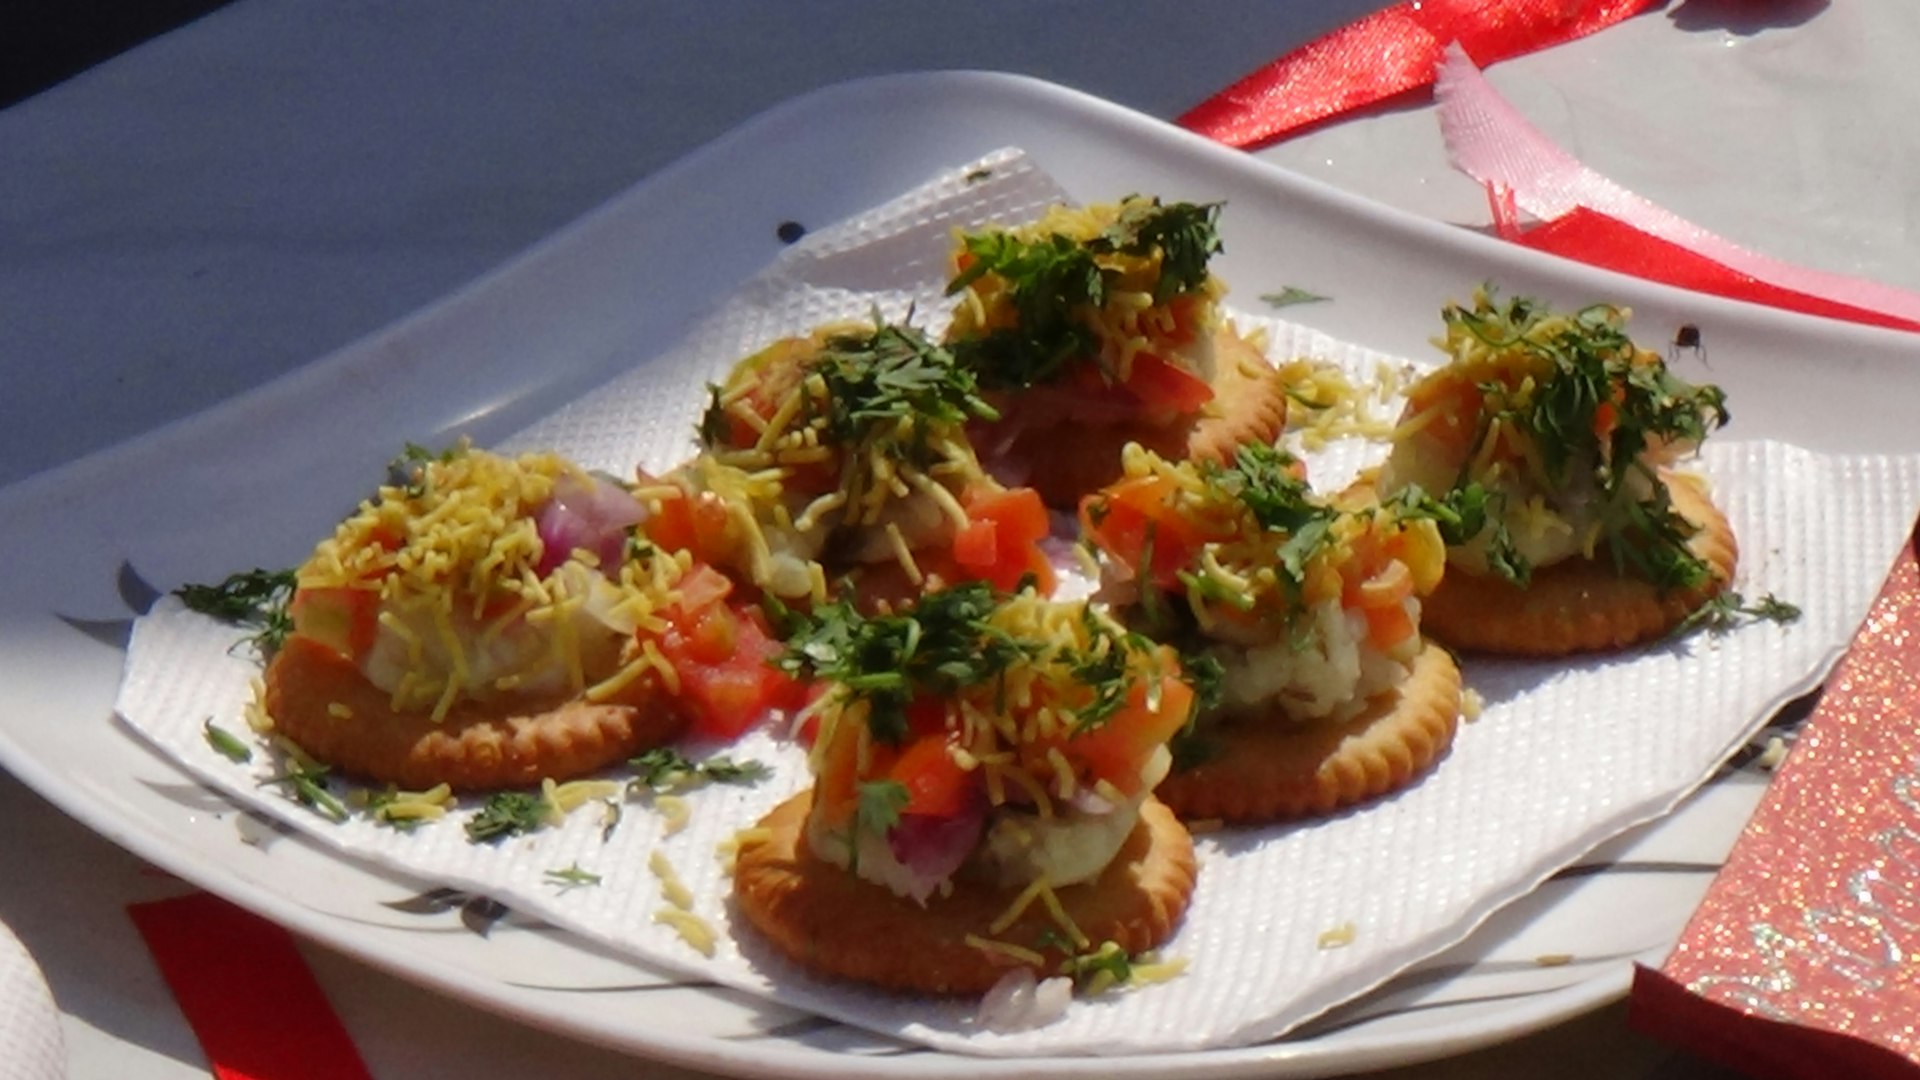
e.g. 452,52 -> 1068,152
666,318 -> 1052,602
945,197 -> 1225,410
1082,443 -> 1460,722
789,583 -> 1191,900
1378,287 -> 1728,589
293,443 -> 680,721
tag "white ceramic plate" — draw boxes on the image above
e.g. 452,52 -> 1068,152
1,72 -> 1913,1078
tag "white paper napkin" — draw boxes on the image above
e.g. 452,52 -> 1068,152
114,151 -> 1920,1056
0,919 -> 66,1080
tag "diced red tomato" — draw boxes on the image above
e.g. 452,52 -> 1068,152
1080,475 -> 1205,588
888,735 -> 976,819
1058,674 -> 1194,796
642,488 -> 734,564
652,565 -> 806,740
289,587 -> 379,661
951,486 -> 1055,594
1364,601 -> 1418,652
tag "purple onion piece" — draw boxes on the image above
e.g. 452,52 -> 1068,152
534,473 -> 648,577
887,799 -> 986,904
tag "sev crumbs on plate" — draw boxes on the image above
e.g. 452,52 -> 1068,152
1318,922 -> 1357,950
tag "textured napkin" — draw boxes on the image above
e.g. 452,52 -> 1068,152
116,151 -> 1920,1056
0,918 -> 65,1080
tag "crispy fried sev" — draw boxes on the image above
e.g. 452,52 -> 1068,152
1016,327 -> 1291,507
733,792 -> 1196,995
1157,642 -> 1461,824
263,635 -> 684,791
1420,472 -> 1737,656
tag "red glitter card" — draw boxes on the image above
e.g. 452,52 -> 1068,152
1634,523 -> 1920,1079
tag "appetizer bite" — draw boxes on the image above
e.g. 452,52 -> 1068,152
943,197 -> 1288,505
1080,443 -> 1462,823
264,443 -> 777,790
732,583 -> 1197,994
1371,289 -> 1736,655
651,319 -> 1054,609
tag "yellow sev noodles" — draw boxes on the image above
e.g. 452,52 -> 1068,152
295,444 -> 689,722
804,592 -> 1183,825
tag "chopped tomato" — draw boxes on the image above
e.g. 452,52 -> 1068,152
652,566 -> 805,740
1080,475 -> 1206,588
289,587 -> 379,661
1402,376 -> 1484,456
1364,601 -> 1418,652
1124,352 -> 1214,413
1044,673 -> 1193,796
952,486 -> 1055,594
643,487 -> 734,564
888,735 -> 976,819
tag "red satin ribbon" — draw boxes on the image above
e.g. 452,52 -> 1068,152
129,892 -> 373,1080
1497,203 -> 1920,333
1179,0 -> 1660,149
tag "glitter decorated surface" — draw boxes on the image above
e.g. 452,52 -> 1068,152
1639,525 -> 1920,1072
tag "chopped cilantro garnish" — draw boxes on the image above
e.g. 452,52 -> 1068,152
1259,287 -> 1329,309
262,751 -> 347,824
628,748 -> 771,794
779,582 -> 1041,745
387,440 -> 463,498
947,199 -> 1221,390
202,719 -> 253,764
1671,590 -> 1802,639
1436,290 -> 1729,589
856,778 -> 910,837
543,863 -> 602,891
1068,608 -> 1156,729
1060,940 -> 1136,992
175,567 -> 297,656
465,791 -> 548,843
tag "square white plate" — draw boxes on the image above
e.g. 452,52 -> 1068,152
2,72 -> 1912,1078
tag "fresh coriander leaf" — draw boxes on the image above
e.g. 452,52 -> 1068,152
697,383 -> 730,447
465,791 -> 548,843
1671,590 -> 1802,639
262,756 -> 347,823
202,719 -> 253,764
1259,287 -> 1329,309
1061,940 -> 1135,991
947,199 -> 1220,389
543,863 -> 602,891
856,779 -> 910,839
175,567 -> 297,655
779,583 -> 1041,745
628,748 -> 771,794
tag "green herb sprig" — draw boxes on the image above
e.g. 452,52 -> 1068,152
628,748 -> 771,794
465,791 -> 549,843
175,568 -> 297,655
946,199 -> 1221,391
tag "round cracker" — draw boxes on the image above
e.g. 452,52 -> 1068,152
262,634 -> 685,791
1156,641 -> 1461,824
1011,326 -> 1291,507
732,793 -> 1196,995
1421,471 -> 1738,656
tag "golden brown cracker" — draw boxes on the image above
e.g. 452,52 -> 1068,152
1185,326 -> 1292,466
262,634 -> 684,791
732,793 -> 1196,995
1156,641 -> 1461,824
1421,472 -> 1738,656
1016,326 -> 1291,507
